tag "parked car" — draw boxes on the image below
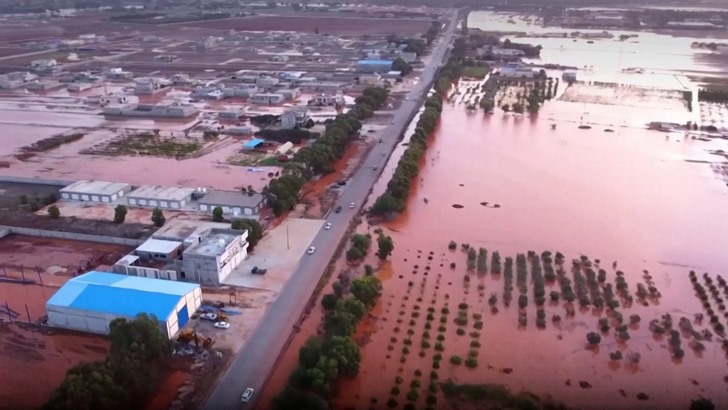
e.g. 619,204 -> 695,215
214,321 -> 230,329
324,222 -> 332,230
307,246 -> 316,255
378,138 -> 383,144
201,313 -> 217,321
241,387 -> 255,403
251,266 -> 267,275
349,202 -> 355,209
335,206 -> 342,213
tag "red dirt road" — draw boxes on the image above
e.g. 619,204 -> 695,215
177,15 -> 432,34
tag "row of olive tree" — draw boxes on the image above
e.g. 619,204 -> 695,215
263,87 -> 389,216
370,93 -> 444,216
43,314 -> 172,410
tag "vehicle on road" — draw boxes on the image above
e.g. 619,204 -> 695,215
367,129 -> 375,133
349,202 -> 355,209
251,266 -> 267,275
214,321 -> 230,329
307,246 -> 316,255
324,222 -> 332,230
335,205 -> 342,213
201,313 -> 218,321
373,166 -> 378,170
378,138 -> 383,144
241,388 -> 255,403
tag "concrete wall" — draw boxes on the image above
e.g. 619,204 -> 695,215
0,226 -> 143,247
112,264 -> 179,281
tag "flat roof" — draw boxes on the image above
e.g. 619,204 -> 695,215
199,190 -> 264,209
47,271 -> 199,321
61,180 -> 131,196
135,238 -> 182,255
152,219 -> 232,242
184,230 -> 242,257
127,185 -> 196,202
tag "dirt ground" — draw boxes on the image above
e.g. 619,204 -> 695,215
178,15 -> 432,35
0,322 -> 109,409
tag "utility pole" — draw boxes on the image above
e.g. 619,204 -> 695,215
286,225 -> 290,250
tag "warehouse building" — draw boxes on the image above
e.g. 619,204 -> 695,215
46,271 -> 202,338
60,180 -> 132,203
198,190 -> 264,217
126,185 -> 196,209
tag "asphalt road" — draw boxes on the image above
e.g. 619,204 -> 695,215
203,12 -> 458,410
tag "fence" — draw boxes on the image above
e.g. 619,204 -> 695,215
0,226 -> 144,247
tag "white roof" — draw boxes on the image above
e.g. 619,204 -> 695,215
127,185 -> 196,202
61,180 -> 131,196
135,238 -> 182,255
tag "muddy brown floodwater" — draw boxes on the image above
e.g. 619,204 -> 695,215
325,90 -> 728,409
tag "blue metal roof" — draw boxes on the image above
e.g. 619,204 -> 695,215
357,59 -> 393,65
243,138 -> 265,149
47,271 -> 199,321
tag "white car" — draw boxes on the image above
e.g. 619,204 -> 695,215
214,321 -> 230,329
201,313 -> 217,321
324,223 -> 332,230
307,246 -> 316,255
241,387 -> 255,403
349,202 -> 355,209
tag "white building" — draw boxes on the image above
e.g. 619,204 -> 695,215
46,271 -> 202,338
60,180 -> 133,203
126,185 -> 197,209
280,108 -> 310,129
359,73 -> 382,86
198,190 -> 264,217
250,93 -> 285,104
179,228 -> 249,284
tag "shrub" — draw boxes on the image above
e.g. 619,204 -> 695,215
429,383 -> 438,393
518,294 -> 528,309
448,241 -> 457,250
390,337 -> 398,343
472,313 -> 483,320
403,346 -> 410,354
434,342 -> 444,351
406,390 -> 419,401
423,331 -> 431,339
458,303 -> 468,310
436,334 -> 445,341
468,349 -> 478,357
438,325 -> 446,332
424,322 -> 432,330
455,316 -> 468,326
426,395 -> 437,405
470,331 -> 480,338
411,380 -> 421,389
426,313 -> 435,321
609,351 -> 623,361
456,328 -> 466,336
599,317 -> 610,332
395,376 -> 403,385
429,371 -> 438,380
421,340 -> 431,349
407,329 -> 415,336
441,307 -> 450,314
432,360 -> 440,369
404,339 -> 412,346
391,386 -> 400,395
440,316 -> 448,324
321,293 -> 339,310
465,357 -> 478,368
474,321 -> 484,330
47,205 -> 60,219
450,355 -> 463,365
433,353 -> 442,361
586,332 -> 601,345
412,312 -> 420,318
387,398 -> 398,408
470,340 -> 481,348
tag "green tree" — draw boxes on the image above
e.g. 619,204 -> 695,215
47,205 -> 60,219
371,192 -> 404,215
151,208 -> 165,227
113,205 -> 127,224
298,336 -> 324,369
323,335 -> 362,376
337,296 -> 366,321
212,206 -> 224,222
321,293 -> 339,310
231,218 -> 263,250
350,276 -> 382,307
43,361 -> 127,410
346,246 -> 365,262
392,58 -> 413,75
108,314 -> 172,362
376,233 -> 394,260
350,233 -> 371,253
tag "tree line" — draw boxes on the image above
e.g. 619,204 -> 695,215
272,270 -> 384,409
263,87 -> 389,216
370,92 -> 444,216
42,314 -> 172,410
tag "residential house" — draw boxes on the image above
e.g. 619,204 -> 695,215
280,108 -> 310,129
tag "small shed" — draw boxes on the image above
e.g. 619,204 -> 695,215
198,190 -> 264,216
243,138 -> 265,150
133,238 -> 183,262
